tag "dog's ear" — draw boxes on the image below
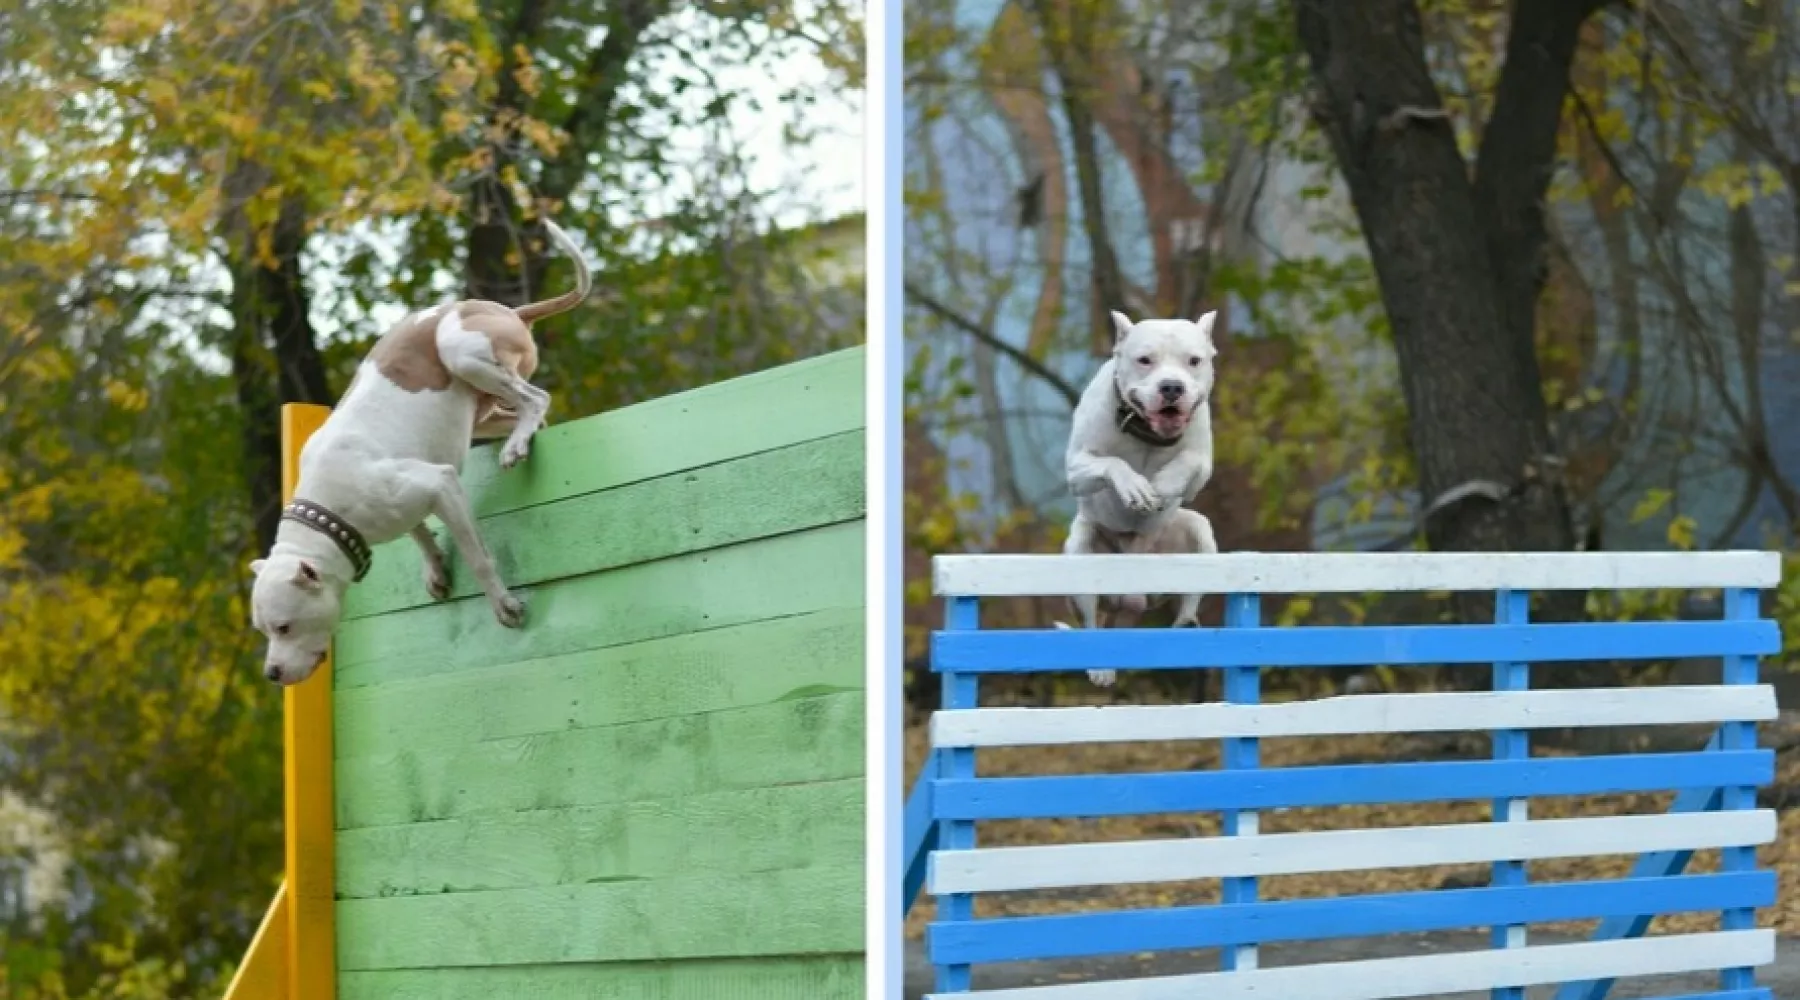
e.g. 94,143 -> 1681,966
249,558 -> 267,578
294,559 -> 323,591
1194,310 -> 1219,355
1109,310 -> 1134,345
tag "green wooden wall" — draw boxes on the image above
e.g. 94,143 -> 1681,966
328,347 -> 864,999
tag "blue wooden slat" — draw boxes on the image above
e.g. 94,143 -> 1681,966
1720,587 -> 1763,995
932,750 -> 1773,820
925,872 -> 1776,964
935,596 -> 981,995
1220,593 -> 1260,972
1491,589 -> 1530,1000
902,751 -> 939,916
930,619 -> 1778,672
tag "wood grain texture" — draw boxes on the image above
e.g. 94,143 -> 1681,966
337,778 -> 861,898
331,520 -> 863,689
338,956 -> 863,999
334,607 -> 860,759
323,351 -> 866,991
336,691 -> 863,829
337,863 -> 863,969
441,347 -> 861,521
343,430 -> 862,621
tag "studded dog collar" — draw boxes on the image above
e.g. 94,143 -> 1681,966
1112,380 -> 1184,448
281,499 -> 373,582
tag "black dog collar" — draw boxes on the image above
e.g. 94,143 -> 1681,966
281,499 -> 373,582
1113,380 -> 1184,448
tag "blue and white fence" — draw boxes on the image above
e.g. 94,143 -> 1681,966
903,551 -> 1784,1000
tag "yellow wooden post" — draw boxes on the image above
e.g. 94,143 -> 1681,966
224,403 -> 335,1000
280,403 -> 336,1000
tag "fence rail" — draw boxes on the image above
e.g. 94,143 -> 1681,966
906,551 -> 1783,1000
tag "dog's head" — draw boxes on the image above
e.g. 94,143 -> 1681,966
248,554 -> 344,685
1110,309 -> 1217,439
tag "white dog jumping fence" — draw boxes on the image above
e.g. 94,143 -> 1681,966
902,551 -> 1783,1000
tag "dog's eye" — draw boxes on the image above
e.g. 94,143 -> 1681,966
1188,355 -> 1201,366
275,624 -> 291,636
1136,355 -> 1152,366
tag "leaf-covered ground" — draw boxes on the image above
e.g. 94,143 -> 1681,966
902,697 -> 1800,943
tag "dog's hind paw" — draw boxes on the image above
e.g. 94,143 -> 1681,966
1087,668 -> 1117,687
499,438 -> 532,470
424,567 -> 452,601
492,592 -> 526,628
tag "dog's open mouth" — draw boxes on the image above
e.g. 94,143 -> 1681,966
1149,403 -> 1188,436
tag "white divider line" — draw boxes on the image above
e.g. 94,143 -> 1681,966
926,810 -> 1776,894
929,685 -> 1777,748
922,930 -> 1775,1000
932,551 -> 1782,597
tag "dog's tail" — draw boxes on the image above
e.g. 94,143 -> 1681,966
515,218 -> 593,324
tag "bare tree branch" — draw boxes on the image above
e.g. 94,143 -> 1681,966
905,279 -> 1082,407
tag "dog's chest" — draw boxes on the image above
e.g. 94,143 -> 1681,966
334,362 -> 481,466
1115,438 -> 1187,477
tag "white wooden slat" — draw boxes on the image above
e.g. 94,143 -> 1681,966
923,930 -> 1774,1000
929,685 -> 1777,748
927,810 -> 1776,894
932,551 -> 1781,597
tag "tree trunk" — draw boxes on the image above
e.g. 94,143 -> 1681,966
1033,0 -> 1128,353
225,189 -> 333,552
1294,0 -> 1593,633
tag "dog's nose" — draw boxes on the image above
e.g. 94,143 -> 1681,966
265,665 -> 283,683
1158,380 -> 1184,400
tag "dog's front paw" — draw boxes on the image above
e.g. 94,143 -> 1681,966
1172,614 -> 1199,628
1088,668 -> 1118,687
424,564 -> 452,601
492,592 -> 526,628
1116,471 -> 1161,513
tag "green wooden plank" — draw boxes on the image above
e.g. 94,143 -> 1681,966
334,607 -> 861,760
336,778 -> 861,898
336,863 -> 862,969
335,692 -> 862,829
338,956 -> 863,999
342,431 -> 863,621
451,346 -> 862,520
331,520 -> 863,689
